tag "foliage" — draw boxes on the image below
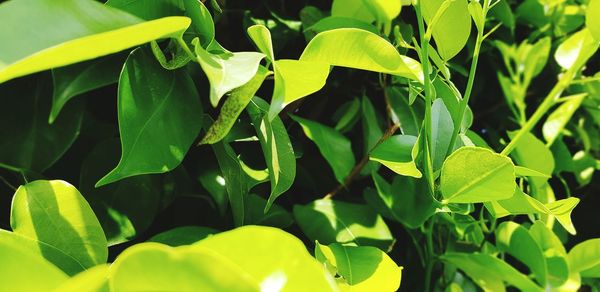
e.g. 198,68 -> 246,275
0,0 -> 599,291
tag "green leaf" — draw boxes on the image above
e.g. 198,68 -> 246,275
247,97 -> 296,211
80,139 -> 161,246
421,0 -> 472,60
192,226 -> 337,290
468,1 -> 485,33
508,131 -> 554,196
110,243 -> 260,291
431,98 -> 455,170
369,135 -> 423,178
514,166 -> 551,178
361,96 -> 384,175
0,239 -> 68,291
315,242 -> 402,291
106,0 -> 215,47
11,180 -> 108,273
247,25 -> 276,61
331,0 -> 376,23
0,73 -> 83,172
211,138 -> 248,226
554,28 -> 599,71
441,252 -> 542,292
0,0 -> 191,84
334,98 -> 362,132
388,87 -> 424,136
300,28 -> 423,82
588,0 -> 600,41
193,38 -> 265,107
96,47 -> 203,186
568,238 -> 600,277
244,194 -> 294,228
50,52 -> 127,123
371,172 -> 437,228
543,93 -> 587,145
495,222 -> 547,285
545,197 -> 580,235
291,115 -> 356,184
54,265 -> 109,292
440,147 -> 516,203
148,226 -> 217,247
293,199 -> 394,250
529,221 -> 569,286
200,66 -> 269,145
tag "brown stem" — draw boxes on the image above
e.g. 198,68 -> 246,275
324,123 -> 399,199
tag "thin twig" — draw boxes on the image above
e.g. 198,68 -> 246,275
323,123 -> 399,199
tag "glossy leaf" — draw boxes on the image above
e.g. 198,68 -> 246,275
80,139 -> 161,246
568,238 -> 600,277
331,0 -> 376,23
588,0 -> 600,40
193,226 -> 338,290
148,226 -> 217,247
421,0 -> 472,60
305,16 -> 379,36
543,93 -> 587,145
0,0 -> 191,84
388,87 -> 423,136
11,180 -> 108,273
0,240 -> 68,291
50,52 -> 127,123
554,28 -> 599,70
361,96 -> 383,175
440,147 -> 516,203
431,98 -> 455,170
247,97 -> 296,211
441,252 -> 542,292
291,115 -> 355,184
495,222 -> 547,285
315,242 -> 402,291
293,199 -> 394,250
212,140 -> 248,226
106,0 -> 215,47
300,28 -> 423,82
244,194 -> 294,228
369,135 -> 423,178
96,48 -> 203,186
193,38 -> 265,107
0,74 -> 83,172
200,66 -> 269,145
529,221 -> 569,286
110,243 -> 260,291
508,131 -> 554,196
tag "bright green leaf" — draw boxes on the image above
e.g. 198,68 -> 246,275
370,135 -> 423,178
54,265 -> 109,292
0,0 -> 191,84
148,226 -> 217,247
495,222 -> 547,285
421,0 -> 472,60
291,115 -> 356,184
568,238 -> 600,278
247,97 -> 296,211
440,147 -> 516,203
293,199 -> 394,250
543,93 -> 587,145
588,0 -> 600,40
315,242 -> 402,291
554,28 -> 599,70
11,180 -> 108,273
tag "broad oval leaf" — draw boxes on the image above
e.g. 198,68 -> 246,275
331,0 -> 376,23
193,225 -> 338,291
96,47 -> 203,186
291,115 -> 355,184
315,242 -> 402,291
369,135 -> 423,178
0,0 -> 191,84
247,97 -> 296,211
0,239 -> 68,291
421,0 -> 472,60
293,199 -> 394,250
11,180 -> 108,272
110,243 -> 260,291
431,98 -> 455,170
300,28 -> 423,82
554,28 -> 599,70
54,264 -> 109,292
440,147 -> 516,203
543,93 -> 587,145
305,16 -> 379,37
568,238 -> 600,277
496,222 -> 547,285
529,221 -> 569,286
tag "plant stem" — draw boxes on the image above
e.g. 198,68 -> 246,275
500,68 -> 578,155
424,216 -> 437,292
445,0 -> 489,157
324,123 -> 399,199
415,3 -> 435,194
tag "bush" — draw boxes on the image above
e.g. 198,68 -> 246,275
0,0 -> 599,291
